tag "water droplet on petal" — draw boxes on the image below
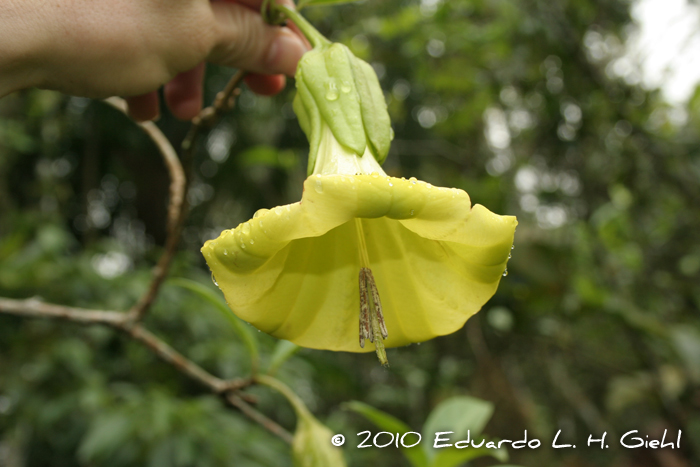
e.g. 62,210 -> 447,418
502,268 -> 508,277
314,179 -> 324,193
241,223 -> 251,235
250,239 -> 255,245
241,243 -> 246,250
223,249 -> 228,256
340,80 -> 352,93
253,208 -> 268,218
211,272 -> 218,287
409,177 -> 417,184
370,172 -> 379,178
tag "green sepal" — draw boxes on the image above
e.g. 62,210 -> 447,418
287,7 -> 393,172
294,71 -> 323,175
300,44 -> 366,157
350,54 -> 393,163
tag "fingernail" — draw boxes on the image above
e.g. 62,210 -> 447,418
267,30 -> 308,77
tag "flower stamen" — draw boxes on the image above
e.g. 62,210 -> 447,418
355,219 -> 389,366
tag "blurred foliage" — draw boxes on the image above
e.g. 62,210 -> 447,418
2,0 -> 700,466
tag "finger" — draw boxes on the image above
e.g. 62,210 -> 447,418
164,63 -> 206,121
212,0 -> 295,13
208,2 -> 308,77
245,73 -> 286,96
125,92 -> 160,122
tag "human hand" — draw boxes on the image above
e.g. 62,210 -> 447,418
0,0 -> 309,120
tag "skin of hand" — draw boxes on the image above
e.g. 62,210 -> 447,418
0,0 -> 309,121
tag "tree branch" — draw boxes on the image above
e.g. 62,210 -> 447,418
0,296 -> 290,443
103,97 -> 187,322
0,297 -> 125,325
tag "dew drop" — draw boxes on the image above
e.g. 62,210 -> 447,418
250,239 -> 255,245
340,80 -> 352,93
502,268 -> 508,277
314,179 -> 324,193
211,272 -> 218,287
410,209 -> 415,216
508,252 -> 512,259
241,223 -> 251,235
253,208 -> 268,218
325,79 -> 339,101
370,172 -> 379,178
223,249 -> 228,256
241,243 -> 246,250
409,177 -> 417,184
511,244 -> 515,250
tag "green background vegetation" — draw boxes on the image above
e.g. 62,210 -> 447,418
1,0 -> 699,465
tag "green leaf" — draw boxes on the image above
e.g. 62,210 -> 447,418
78,413 -> 133,462
169,278 -> 260,372
422,396 -> 494,461
345,401 -> 428,467
267,340 -> 301,376
297,0 -> 363,10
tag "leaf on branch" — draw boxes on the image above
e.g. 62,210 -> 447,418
345,401 -> 428,467
267,340 -> 301,376
168,278 -> 260,371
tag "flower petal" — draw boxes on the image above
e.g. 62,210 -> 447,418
202,174 -> 517,352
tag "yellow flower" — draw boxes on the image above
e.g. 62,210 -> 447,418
202,124 -> 516,360
202,7 -> 516,364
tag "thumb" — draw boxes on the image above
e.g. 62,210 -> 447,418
208,2 -> 308,77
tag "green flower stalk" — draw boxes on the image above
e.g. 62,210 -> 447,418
201,8 -> 517,365
257,376 -> 347,467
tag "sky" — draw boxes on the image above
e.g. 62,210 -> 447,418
627,0 -> 700,104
